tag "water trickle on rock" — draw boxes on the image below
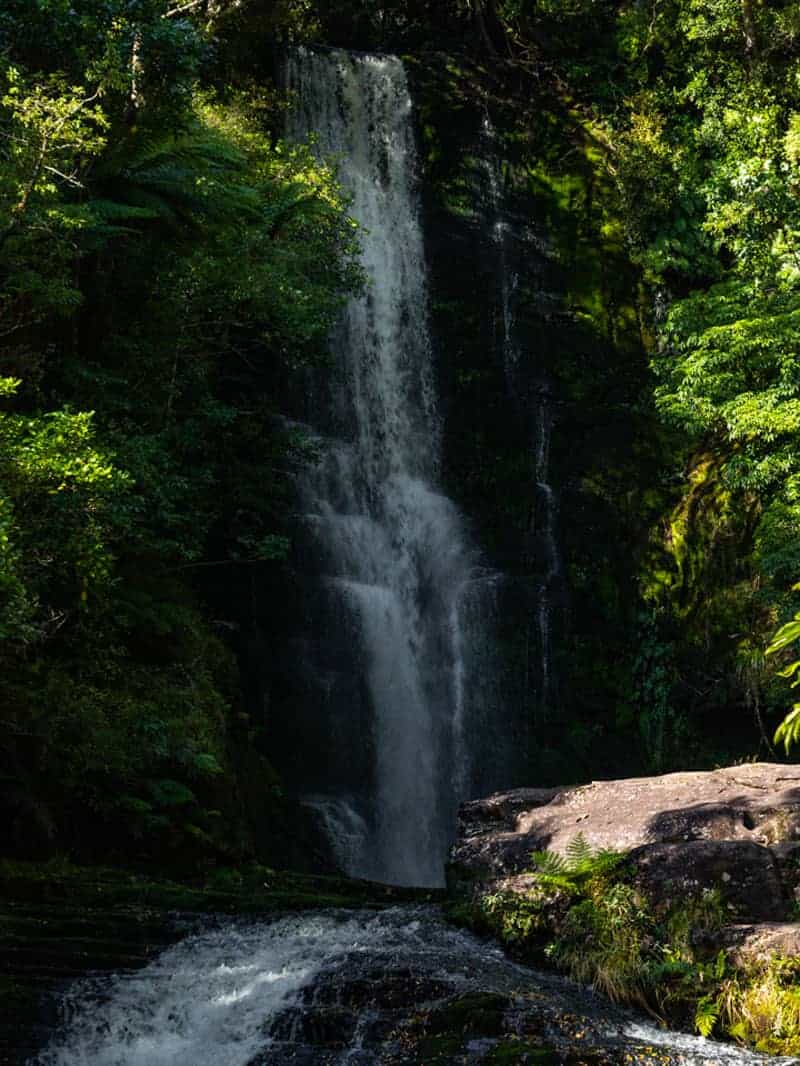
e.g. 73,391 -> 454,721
480,109 -> 563,723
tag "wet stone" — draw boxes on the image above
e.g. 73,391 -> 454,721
268,1006 -> 359,1046
425,992 -> 511,1037
479,1039 -> 560,1065
307,968 -> 453,1010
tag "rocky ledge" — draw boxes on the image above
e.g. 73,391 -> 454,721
449,762 -> 800,960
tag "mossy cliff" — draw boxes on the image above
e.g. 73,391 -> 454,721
407,41 -> 787,784
404,51 -> 667,785
259,1 -> 799,783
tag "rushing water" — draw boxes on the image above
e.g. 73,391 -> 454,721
33,906 -> 799,1066
284,49 -> 483,887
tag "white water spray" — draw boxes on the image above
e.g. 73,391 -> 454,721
285,50 -> 477,886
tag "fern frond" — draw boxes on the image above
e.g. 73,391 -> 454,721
694,993 -> 720,1038
531,849 -> 567,876
532,836 -> 626,892
85,198 -> 160,222
534,873 -> 582,895
588,849 -> 627,878
566,832 -> 593,871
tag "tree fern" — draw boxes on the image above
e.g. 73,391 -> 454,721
88,122 -> 262,234
59,198 -> 160,241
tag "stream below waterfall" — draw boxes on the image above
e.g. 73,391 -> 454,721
30,906 -> 799,1066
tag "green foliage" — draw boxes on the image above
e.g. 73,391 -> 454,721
480,887 -> 554,946
694,993 -> 720,1038
0,0 -> 361,867
472,851 -> 800,1051
766,602 -> 800,752
774,706 -> 800,754
530,833 -> 626,895
547,882 -> 654,1005
716,956 -> 800,1054
0,375 -> 130,641
479,835 -> 630,963
579,0 -> 800,757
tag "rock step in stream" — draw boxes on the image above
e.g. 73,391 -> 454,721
0,865 -> 430,1066
0,893 -> 189,1065
10,903 -> 796,1066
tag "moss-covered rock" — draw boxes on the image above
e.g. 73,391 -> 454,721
426,992 -> 510,1037
482,1041 -> 560,1065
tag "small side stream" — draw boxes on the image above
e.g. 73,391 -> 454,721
30,906 -> 799,1065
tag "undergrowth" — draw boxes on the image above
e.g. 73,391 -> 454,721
469,834 -> 800,1055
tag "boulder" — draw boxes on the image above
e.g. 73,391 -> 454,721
448,763 -> 800,946
721,922 -> 800,965
629,839 -> 785,921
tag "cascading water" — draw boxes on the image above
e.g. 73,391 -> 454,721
33,905 -> 798,1066
284,50 -> 477,887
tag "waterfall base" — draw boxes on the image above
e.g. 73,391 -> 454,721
27,904 -> 781,1066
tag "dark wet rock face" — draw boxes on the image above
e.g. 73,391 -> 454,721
448,762 -> 800,963
0,892 -> 183,1066
630,840 -> 786,920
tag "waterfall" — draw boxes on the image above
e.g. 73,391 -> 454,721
284,50 -> 477,887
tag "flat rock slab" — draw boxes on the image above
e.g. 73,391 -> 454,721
449,763 -> 800,934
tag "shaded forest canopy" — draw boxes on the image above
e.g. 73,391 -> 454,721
3,0 -> 800,870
